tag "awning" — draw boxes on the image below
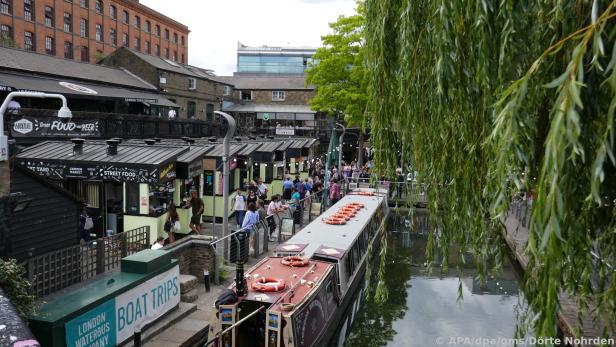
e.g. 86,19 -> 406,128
251,141 -> 281,162
0,72 -> 178,107
237,143 -> 262,158
204,143 -> 245,158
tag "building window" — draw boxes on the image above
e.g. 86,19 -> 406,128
133,37 -> 140,50
95,0 -> 102,14
133,15 -> 140,28
80,46 -> 88,62
24,0 -> 34,21
44,6 -> 54,27
241,91 -> 252,100
173,51 -> 177,61
0,0 -> 11,14
181,53 -> 184,64
154,25 -> 160,36
80,0 -> 87,8
188,78 -> 196,90
64,41 -> 73,59
95,24 -> 102,42
24,31 -> 34,51
45,36 -> 55,55
109,28 -> 116,46
122,10 -> 128,24
145,20 -> 150,33
206,104 -> 214,122
63,12 -> 72,32
272,91 -> 285,101
122,32 -> 128,47
145,40 -> 150,54
164,28 -> 169,40
0,24 -> 12,41
187,101 -> 196,119
154,44 -> 160,56
164,47 -> 169,59
172,32 -> 177,43
80,18 -> 88,37
223,86 -> 231,96
109,5 -> 116,19
181,35 -> 185,46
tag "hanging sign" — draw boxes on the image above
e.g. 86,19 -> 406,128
65,265 -> 180,347
275,128 -> 295,136
159,162 -> 176,182
18,160 -> 161,183
10,116 -> 100,137
59,81 -> 98,95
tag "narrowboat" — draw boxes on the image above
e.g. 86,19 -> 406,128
212,188 -> 389,347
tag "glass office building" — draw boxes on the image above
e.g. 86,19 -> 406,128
237,43 -> 316,74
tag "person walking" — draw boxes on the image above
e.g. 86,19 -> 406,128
282,176 -> 293,201
79,207 -> 94,244
242,203 -> 260,255
246,189 -> 258,207
329,178 -> 341,206
232,188 -> 246,228
164,204 -> 180,243
189,190 -> 204,235
257,178 -> 268,201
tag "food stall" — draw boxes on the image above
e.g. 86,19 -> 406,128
251,141 -> 283,196
202,143 -> 246,220
15,140 -> 188,244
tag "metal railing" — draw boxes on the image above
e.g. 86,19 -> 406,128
23,226 -> 150,299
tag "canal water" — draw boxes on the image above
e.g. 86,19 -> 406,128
345,211 -> 531,347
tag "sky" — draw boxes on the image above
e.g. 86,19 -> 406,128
140,0 -> 358,76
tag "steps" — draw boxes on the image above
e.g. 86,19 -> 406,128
180,275 -> 199,303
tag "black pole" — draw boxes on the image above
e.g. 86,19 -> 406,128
204,269 -> 210,292
133,328 -> 141,347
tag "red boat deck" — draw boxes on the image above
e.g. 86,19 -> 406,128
236,257 -> 333,311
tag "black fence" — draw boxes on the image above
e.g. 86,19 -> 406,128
23,226 -> 150,299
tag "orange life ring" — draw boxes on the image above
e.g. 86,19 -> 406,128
251,277 -> 286,292
347,203 -> 364,208
332,213 -> 351,220
325,218 -> 346,225
281,256 -> 309,267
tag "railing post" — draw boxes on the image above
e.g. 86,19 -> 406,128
96,239 -> 105,274
121,232 -> 128,258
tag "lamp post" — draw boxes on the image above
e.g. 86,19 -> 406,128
1,92 -> 72,161
214,111 -> 236,260
335,123 -> 346,172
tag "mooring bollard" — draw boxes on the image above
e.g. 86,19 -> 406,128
133,327 -> 142,347
204,269 -> 210,292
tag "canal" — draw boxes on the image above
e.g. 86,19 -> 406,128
345,210 -> 531,347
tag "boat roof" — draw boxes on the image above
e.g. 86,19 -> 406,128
283,188 -> 386,259
238,257 -> 333,312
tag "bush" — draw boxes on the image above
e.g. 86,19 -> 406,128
0,259 -> 35,318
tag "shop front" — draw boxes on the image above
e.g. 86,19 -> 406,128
15,140 -> 188,244
202,143 -> 246,220
250,141 -> 282,196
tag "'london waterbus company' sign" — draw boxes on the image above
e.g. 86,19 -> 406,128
65,266 -> 180,347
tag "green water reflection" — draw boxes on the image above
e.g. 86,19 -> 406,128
345,212 -> 529,347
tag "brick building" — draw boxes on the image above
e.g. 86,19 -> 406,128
101,47 -> 232,120
0,0 -> 188,64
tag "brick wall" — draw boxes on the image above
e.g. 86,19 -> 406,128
163,236 -> 217,282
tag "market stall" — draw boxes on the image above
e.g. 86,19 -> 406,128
202,143 -> 246,220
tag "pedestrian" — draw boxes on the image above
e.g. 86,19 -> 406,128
151,237 -> 165,250
282,176 -> 293,201
242,202 -> 260,255
168,108 -> 176,120
79,207 -> 94,244
189,190 -> 204,235
303,177 -> 313,193
396,168 -> 404,198
165,204 -> 180,243
7,100 -> 21,115
290,186 -> 301,211
257,178 -> 268,200
329,178 -> 341,206
232,188 -> 246,228
246,189 -> 258,207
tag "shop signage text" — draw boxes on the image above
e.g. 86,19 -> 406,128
65,266 -> 180,347
19,160 -> 160,183
159,162 -> 176,182
275,128 -> 295,136
10,116 -> 100,137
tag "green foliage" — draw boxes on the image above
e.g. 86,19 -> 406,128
365,0 -> 616,340
0,259 -> 35,318
306,1 -> 367,127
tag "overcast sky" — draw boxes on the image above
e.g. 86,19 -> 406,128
140,0 -> 358,76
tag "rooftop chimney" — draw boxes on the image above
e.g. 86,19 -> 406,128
144,139 -> 156,146
71,138 -> 85,155
248,135 -> 257,140
182,137 -> 195,148
153,137 -> 162,142
267,136 -> 275,139
208,137 -> 217,143
106,139 -> 120,155
111,137 -> 122,144
234,136 -> 242,142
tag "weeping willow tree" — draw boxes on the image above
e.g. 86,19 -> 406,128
365,0 -> 615,340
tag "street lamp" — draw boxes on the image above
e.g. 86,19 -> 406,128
0,91 -> 72,161
335,123 -> 346,172
214,111 -> 236,260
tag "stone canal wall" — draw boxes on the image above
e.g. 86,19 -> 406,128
163,236 -> 216,283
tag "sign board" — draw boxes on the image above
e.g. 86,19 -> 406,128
262,113 -> 270,121
18,160 -> 161,183
187,160 -> 202,178
203,159 -> 216,171
65,265 -> 180,347
59,81 -> 98,95
10,116 -> 101,138
275,128 -> 295,136
159,162 -> 176,182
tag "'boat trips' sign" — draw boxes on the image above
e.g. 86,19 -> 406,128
65,265 -> 180,347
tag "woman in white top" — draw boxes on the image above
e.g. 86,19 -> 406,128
232,188 -> 246,227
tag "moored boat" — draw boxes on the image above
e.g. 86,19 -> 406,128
212,188 -> 389,347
